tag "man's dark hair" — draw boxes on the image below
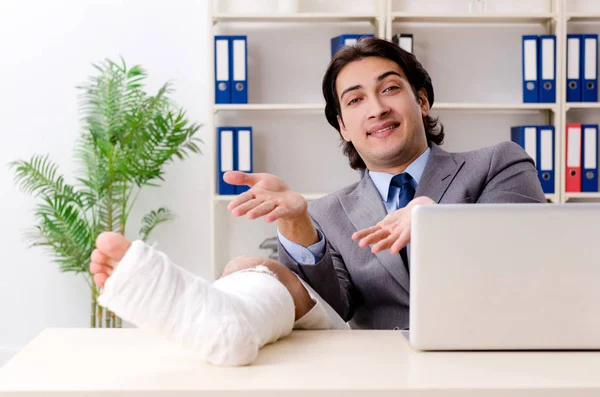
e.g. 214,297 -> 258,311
322,37 -> 445,171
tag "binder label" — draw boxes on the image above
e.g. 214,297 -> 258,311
399,37 -> 413,53
524,39 -> 537,81
540,128 -> 553,171
567,37 -> 580,79
216,39 -> 229,81
238,129 -> 251,171
542,38 -> 555,80
525,127 -> 537,163
233,39 -> 246,81
585,38 -> 597,80
567,127 -> 582,168
584,127 -> 597,169
221,130 -> 234,171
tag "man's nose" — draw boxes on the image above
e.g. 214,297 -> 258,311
368,98 -> 391,119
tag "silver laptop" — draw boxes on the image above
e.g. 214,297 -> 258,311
408,203 -> 600,351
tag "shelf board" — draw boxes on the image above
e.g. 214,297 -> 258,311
565,102 -> 600,111
390,12 -> 556,24
215,193 -> 327,202
214,103 -> 556,112
213,13 -> 378,24
545,193 -> 557,203
217,192 -> 558,202
431,103 -> 556,111
214,103 -> 324,112
564,192 -> 600,201
567,13 -> 600,22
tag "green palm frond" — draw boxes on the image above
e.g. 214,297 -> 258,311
139,208 -> 175,242
39,196 -> 93,248
79,57 -> 146,127
74,134 -> 106,209
10,155 -> 85,208
77,57 -> 148,168
119,106 -> 202,186
11,56 -> 201,284
97,180 -> 133,232
25,195 -> 94,273
25,226 -> 91,274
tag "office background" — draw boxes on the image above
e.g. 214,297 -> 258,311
1,0 -> 599,366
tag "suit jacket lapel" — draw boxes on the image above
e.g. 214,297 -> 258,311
416,144 -> 465,202
337,145 -> 464,295
339,173 -> 411,294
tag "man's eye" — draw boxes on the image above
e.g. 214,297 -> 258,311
347,98 -> 360,106
383,85 -> 400,93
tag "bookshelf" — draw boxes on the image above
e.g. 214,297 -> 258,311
561,0 -> 600,205
214,103 -> 325,111
567,13 -> 600,23
208,0 -> 385,278
214,103 -> 558,112
207,0 -> 598,278
212,13 -> 381,24
564,103 -> 600,111
563,192 -> 600,201
388,12 -> 557,25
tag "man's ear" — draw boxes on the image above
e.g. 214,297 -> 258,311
337,115 -> 351,142
418,89 -> 430,117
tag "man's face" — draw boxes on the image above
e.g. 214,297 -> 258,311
336,56 -> 429,172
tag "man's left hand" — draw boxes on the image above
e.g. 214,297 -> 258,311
352,196 -> 435,254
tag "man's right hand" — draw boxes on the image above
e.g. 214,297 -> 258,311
224,171 -> 308,223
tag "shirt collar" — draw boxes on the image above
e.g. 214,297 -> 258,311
369,147 -> 431,201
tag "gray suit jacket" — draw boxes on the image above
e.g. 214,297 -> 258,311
278,141 -> 547,330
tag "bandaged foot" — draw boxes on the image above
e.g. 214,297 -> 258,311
90,232 -> 295,366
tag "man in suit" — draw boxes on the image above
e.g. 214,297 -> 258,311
223,37 -> 546,329
89,37 -> 545,366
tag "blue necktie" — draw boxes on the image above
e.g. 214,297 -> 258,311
390,173 -> 415,270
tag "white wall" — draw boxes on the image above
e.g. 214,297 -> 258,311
0,0 -> 210,366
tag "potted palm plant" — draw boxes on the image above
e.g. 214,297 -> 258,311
10,57 -> 201,328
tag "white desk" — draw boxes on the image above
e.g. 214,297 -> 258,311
1,328 -> 600,396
